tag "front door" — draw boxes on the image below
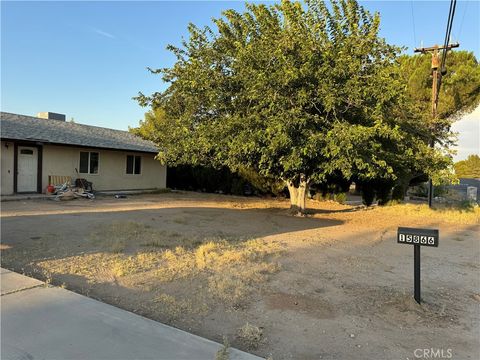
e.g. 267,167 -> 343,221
17,146 -> 38,192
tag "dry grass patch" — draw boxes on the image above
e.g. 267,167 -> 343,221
36,252 -> 155,283
310,200 -> 480,226
237,322 -> 264,350
148,239 -> 283,308
154,239 -> 282,307
208,261 -> 280,306
152,293 -> 204,321
376,203 -> 480,225
35,230 -> 283,313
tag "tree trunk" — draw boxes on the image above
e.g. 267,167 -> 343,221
286,175 -> 309,215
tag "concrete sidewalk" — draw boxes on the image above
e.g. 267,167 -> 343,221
0,268 -> 261,360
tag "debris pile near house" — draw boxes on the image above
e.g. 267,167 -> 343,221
75,178 -> 93,192
53,181 -> 95,201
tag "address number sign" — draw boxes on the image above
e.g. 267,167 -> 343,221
397,227 -> 439,247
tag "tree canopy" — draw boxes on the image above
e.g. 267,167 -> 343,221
398,51 -> 480,146
454,155 -> 480,179
134,0 -> 468,211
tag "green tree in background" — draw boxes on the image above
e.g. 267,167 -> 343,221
399,51 -> 480,124
388,51 -> 480,199
129,107 -> 166,144
454,155 -> 480,179
134,0 -> 458,213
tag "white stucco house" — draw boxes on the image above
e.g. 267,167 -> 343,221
0,111 -> 166,195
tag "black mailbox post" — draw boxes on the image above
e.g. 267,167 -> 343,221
397,227 -> 439,304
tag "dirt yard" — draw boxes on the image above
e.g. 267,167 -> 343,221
1,192 -> 479,359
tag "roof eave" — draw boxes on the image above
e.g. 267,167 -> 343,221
0,137 -> 159,154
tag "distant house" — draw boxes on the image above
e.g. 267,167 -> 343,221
0,112 -> 166,195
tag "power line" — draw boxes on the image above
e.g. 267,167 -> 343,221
410,1 -> 417,49
456,0 -> 469,42
440,0 -> 457,73
436,0 -> 458,110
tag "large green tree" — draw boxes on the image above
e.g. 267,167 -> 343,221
135,0 -> 455,213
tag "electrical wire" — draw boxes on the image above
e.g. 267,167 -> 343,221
436,0 -> 458,104
456,0 -> 469,43
440,0 -> 457,73
410,1 -> 417,49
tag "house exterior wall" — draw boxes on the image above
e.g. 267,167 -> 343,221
41,145 -> 166,191
1,141 -> 15,195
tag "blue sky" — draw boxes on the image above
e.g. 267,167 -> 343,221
1,1 -> 479,160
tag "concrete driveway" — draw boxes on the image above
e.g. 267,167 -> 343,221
0,268 -> 260,360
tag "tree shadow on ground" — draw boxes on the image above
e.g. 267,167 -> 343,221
0,206 -> 343,267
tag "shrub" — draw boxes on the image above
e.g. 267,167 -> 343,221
237,167 -> 285,195
391,184 -> 406,201
362,186 -> 376,206
231,178 -> 247,196
334,192 -> 347,204
376,185 -> 392,206
167,165 -> 285,196
215,337 -> 230,360
237,323 -> 264,350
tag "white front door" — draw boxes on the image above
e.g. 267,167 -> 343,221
17,146 -> 38,192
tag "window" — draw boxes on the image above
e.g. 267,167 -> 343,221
20,149 -> 34,155
79,152 -> 99,174
126,155 -> 141,174
79,152 -> 89,173
134,155 -> 141,174
89,152 -> 99,174
126,155 -> 134,174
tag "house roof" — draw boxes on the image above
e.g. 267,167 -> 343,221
459,178 -> 480,188
0,112 -> 158,153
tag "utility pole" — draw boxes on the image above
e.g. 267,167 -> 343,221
414,42 -> 459,208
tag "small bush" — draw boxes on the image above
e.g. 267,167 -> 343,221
215,337 -> 230,360
458,200 -> 477,211
231,178 -> 247,196
376,188 -> 391,206
237,323 -> 264,350
362,186 -> 376,206
237,167 -> 285,196
391,184 -> 406,201
333,192 -> 347,204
